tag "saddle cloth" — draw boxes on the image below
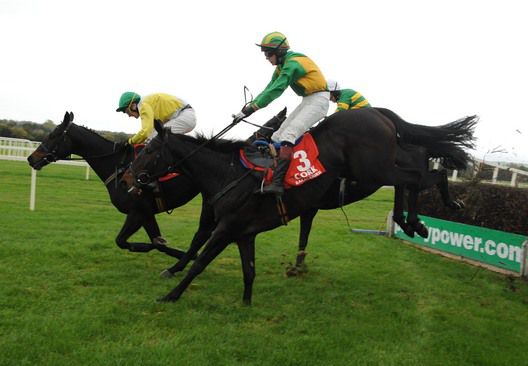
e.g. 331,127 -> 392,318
240,133 -> 326,188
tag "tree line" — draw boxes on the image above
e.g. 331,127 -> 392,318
0,118 -> 130,142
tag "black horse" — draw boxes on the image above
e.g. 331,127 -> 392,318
26,109 -> 375,275
26,110 -> 286,260
122,107 -> 477,304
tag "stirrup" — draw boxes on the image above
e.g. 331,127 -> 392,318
260,184 -> 284,196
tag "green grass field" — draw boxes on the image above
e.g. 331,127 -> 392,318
1,160 -> 527,366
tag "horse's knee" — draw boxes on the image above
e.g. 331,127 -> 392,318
115,237 -> 128,250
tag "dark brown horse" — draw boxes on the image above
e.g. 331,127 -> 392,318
122,107 -> 477,304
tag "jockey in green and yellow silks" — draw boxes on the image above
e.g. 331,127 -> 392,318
327,79 -> 371,112
116,92 -> 196,145
233,31 -> 330,196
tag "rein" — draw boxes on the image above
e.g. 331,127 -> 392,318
165,118 -> 242,173
161,116 -> 274,176
134,118 -> 245,184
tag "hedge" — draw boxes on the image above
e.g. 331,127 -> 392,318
416,181 -> 528,236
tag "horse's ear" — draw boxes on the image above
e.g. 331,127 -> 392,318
278,107 -> 287,119
61,111 -> 73,127
154,119 -> 164,135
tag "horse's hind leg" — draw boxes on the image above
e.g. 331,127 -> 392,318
392,185 -> 415,237
405,185 -> 429,239
237,235 -> 256,305
286,208 -> 318,277
430,170 -> 464,209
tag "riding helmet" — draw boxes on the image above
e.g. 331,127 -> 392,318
116,92 -> 141,112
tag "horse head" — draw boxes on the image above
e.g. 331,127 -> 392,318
27,111 -> 75,170
247,107 -> 287,143
121,120 -> 174,194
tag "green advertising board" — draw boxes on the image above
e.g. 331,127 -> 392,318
393,214 -> 527,273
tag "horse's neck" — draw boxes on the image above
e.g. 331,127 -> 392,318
177,143 -> 239,198
70,126 -> 125,182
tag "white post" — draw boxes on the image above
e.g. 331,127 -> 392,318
85,165 -> 90,180
511,172 -> 518,187
492,167 -> 499,184
386,210 -> 394,237
451,170 -> 458,181
521,241 -> 528,279
433,161 -> 440,170
30,168 -> 37,211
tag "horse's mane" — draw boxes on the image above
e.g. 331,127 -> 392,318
70,123 -> 115,145
172,132 -> 250,153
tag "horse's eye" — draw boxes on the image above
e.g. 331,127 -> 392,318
137,172 -> 150,184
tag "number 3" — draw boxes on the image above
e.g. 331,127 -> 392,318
294,150 -> 311,172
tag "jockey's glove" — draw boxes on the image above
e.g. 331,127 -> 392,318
233,104 -> 255,123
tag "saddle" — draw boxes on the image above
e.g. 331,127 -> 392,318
239,133 -> 326,189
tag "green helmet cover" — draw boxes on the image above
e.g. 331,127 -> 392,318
116,91 -> 140,112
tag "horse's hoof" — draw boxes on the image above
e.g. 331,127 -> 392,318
152,236 -> 168,246
455,199 -> 465,209
157,295 -> 177,303
160,269 -> 174,278
403,227 -> 415,238
286,266 -> 299,277
415,223 -> 429,239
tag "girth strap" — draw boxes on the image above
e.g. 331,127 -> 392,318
276,196 -> 288,226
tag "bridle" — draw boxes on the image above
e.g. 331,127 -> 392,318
129,134 -> 179,187
38,122 -> 128,164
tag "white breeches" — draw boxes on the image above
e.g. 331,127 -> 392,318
271,91 -> 330,144
147,107 -> 196,141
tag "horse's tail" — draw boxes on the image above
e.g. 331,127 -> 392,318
375,107 -> 478,170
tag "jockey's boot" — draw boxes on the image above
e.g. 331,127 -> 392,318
260,145 -> 293,196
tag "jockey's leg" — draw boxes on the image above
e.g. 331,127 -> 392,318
260,143 -> 293,196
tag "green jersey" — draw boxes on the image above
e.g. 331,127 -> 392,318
335,89 -> 371,112
251,51 -> 327,110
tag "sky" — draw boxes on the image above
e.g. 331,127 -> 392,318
1,0 -> 527,164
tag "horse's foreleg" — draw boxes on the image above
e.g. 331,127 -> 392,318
142,215 -> 186,259
161,203 -> 215,277
237,236 -> 256,305
159,232 -> 231,303
116,211 -> 186,259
